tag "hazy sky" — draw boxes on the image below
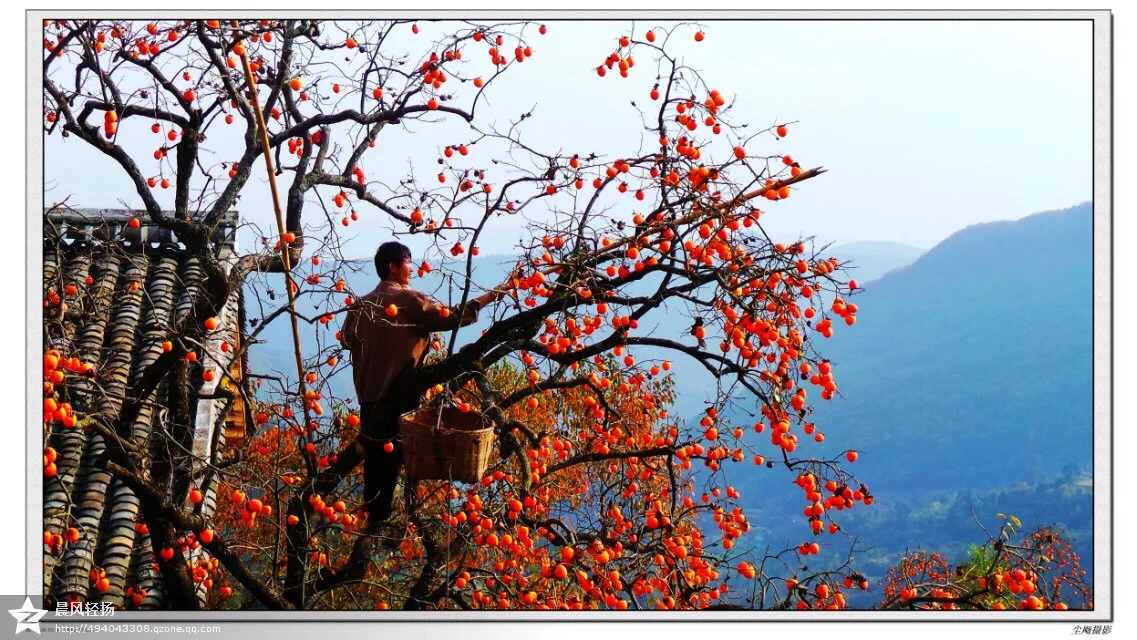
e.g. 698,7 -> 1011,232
41,18 -> 1094,261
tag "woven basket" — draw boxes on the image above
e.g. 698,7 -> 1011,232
399,405 -> 494,483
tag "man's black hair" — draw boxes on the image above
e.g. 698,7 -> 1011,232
375,241 -> 411,280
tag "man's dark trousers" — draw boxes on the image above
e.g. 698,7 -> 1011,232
359,400 -> 404,528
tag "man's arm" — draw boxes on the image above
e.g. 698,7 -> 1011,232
409,285 -> 508,331
458,285 -> 509,324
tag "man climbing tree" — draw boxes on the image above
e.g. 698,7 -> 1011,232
341,241 -> 506,534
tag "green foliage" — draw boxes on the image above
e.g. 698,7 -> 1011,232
878,519 -> 1091,610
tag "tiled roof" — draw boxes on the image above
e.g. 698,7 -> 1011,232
42,207 -> 246,609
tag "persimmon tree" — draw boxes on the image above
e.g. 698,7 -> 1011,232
42,18 -> 875,610
879,516 -> 1092,611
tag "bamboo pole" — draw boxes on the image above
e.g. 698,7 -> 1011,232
230,22 -> 315,461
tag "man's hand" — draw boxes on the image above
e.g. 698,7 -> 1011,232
470,282 -> 512,311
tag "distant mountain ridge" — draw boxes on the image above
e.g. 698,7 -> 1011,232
827,240 -> 925,284
719,202 -> 1095,601
752,202 -> 1095,495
